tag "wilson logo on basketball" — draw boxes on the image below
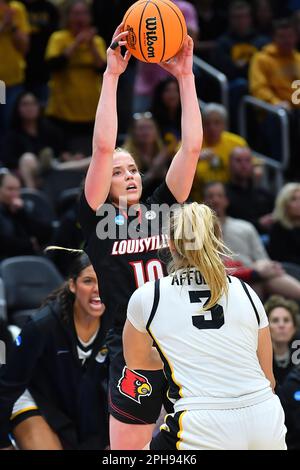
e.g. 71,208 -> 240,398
117,367 -> 152,404
145,17 -> 157,59
127,26 -> 137,49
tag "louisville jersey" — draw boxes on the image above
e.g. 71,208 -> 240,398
78,182 -> 177,330
127,270 -> 272,411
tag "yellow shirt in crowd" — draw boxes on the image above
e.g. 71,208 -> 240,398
0,1 -> 30,86
45,30 -> 106,122
250,43 -> 300,107
191,131 -> 248,202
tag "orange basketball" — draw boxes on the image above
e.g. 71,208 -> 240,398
123,0 -> 187,63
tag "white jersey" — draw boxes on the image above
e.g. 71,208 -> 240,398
127,270 -> 272,412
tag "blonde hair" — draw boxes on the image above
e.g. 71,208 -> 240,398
113,147 -> 132,156
168,203 -> 231,310
273,183 -> 300,229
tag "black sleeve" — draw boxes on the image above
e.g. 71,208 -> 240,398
277,370 -> 300,450
268,223 -> 287,262
0,321 -> 46,448
145,181 -> 178,206
78,191 -> 97,240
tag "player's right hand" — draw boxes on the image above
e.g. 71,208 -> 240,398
106,24 -> 131,76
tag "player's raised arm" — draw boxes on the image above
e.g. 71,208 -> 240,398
159,36 -> 203,203
84,24 -> 131,210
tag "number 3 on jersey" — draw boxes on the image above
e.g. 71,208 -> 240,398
130,260 -> 164,288
189,290 -> 224,330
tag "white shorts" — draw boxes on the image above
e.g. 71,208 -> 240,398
11,390 -> 39,423
151,394 -> 287,450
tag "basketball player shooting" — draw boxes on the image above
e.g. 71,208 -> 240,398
79,19 -> 203,450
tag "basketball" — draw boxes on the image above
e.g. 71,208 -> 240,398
122,0 -> 187,63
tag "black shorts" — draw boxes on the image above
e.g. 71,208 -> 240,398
107,331 -> 172,424
150,412 -> 185,450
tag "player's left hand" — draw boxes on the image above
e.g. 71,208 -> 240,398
158,35 -> 194,78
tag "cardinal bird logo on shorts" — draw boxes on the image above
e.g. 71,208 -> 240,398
117,367 -> 152,404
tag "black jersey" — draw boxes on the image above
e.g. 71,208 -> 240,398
78,182 -> 177,330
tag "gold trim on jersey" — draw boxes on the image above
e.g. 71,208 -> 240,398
148,326 -> 183,399
176,411 -> 187,450
10,406 -> 39,420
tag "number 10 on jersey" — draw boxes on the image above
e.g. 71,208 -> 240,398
130,260 -> 164,288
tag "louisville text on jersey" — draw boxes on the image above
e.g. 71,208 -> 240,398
111,234 -> 169,255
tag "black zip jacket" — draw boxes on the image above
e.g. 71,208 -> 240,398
0,300 -> 109,449
277,365 -> 300,450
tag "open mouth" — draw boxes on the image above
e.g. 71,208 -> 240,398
89,296 -> 102,309
126,184 -> 137,191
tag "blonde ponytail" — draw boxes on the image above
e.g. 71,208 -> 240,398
169,203 -> 231,310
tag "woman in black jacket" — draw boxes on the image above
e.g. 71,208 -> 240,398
268,183 -> 300,267
0,253 -> 109,450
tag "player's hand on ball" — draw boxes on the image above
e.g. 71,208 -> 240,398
159,36 -> 194,78
106,23 -> 131,76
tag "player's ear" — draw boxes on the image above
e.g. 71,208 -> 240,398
69,279 -> 76,294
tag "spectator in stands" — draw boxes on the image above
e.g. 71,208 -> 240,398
191,103 -> 248,201
265,295 -> 299,386
226,146 -> 274,233
123,112 -> 174,199
21,0 -> 59,103
151,77 -> 182,149
45,0 -> 106,155
204,182 -> 300,301
253,0 -> 274,37
212,0 -> 268,130
0,169 -> 51,259
133,0 -> 199,114
268,183 -> 300,266
214,0 -> 268,80
250,18 -> 300,109
91,0 -> 133,47
249,18 -> 300,176
0,253 -> 109,450
0,0 -> 29,134
278,364 -> 300,450
2,91 -> 66,188
192,0 -> 227,62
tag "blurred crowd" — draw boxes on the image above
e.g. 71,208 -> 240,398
0,0 -> 300,450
